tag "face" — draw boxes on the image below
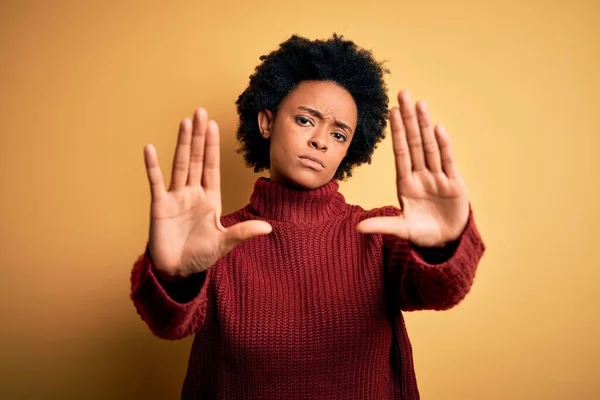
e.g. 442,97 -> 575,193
258,80 -> 358,190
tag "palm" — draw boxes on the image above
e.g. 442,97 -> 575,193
357,91 -> 469,247
144,109 -> 272,279
150,187 -> 221,275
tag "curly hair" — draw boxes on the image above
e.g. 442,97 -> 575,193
235,33 -> 390,180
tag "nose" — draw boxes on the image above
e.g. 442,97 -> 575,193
308,130 -> 327,151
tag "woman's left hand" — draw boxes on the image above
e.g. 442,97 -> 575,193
356,90 -> 470,248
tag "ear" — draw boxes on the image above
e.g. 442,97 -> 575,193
257,109 -> 274,139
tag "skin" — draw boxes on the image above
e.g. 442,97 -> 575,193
257,80 -> 357,190
143,80 -> 470,279
355,90 -> 470,248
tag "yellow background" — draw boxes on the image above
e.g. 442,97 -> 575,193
1,0 -> 598,398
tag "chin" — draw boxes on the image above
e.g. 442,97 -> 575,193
281,168 -> 332,190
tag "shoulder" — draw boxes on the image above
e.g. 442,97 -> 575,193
220,206 -> 253,228
344,202 -> 402,220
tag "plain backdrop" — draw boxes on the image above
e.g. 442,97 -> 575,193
1,0 -> 598,398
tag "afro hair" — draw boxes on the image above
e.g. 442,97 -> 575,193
235,33 -> 390,180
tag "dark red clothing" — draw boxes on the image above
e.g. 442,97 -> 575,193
131,177 -> 486,399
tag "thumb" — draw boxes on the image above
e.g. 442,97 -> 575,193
356,216 -> 409,238
222,220 -> 273,253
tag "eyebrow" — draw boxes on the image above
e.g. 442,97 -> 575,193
298,106 -> 353,133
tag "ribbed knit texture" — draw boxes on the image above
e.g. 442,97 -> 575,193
130,177 -> 486,400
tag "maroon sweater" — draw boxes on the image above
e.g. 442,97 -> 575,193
130,177 -> 486,399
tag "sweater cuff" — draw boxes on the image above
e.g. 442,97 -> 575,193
144,245 -> 209,305
409,206 -> 485,267
410,240 -> 460,265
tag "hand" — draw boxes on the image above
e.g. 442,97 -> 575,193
356,90 -> 469,247
144,108 -> 272,280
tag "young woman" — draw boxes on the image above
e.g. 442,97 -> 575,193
130,34 -> 486,399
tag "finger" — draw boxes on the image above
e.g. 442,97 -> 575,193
169,119 -> 192,191
188,108 -> 208,186
389,107 -> 411,179
398,90 -> 426,171
416,101 -> 442,173
435,125 -> 458,178
202,120 -> 221,192
222,220 -> 273,253
356,217 -> 409,238
144,144 -> 167,202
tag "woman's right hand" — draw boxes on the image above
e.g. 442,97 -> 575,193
143,108 -> 272,280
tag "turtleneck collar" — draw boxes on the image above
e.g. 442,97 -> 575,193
247,177 -> 348,224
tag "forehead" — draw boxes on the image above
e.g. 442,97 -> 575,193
280,80 -> 357,122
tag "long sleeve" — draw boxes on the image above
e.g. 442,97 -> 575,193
130,248 -> 212,340
382,205 -> 486,312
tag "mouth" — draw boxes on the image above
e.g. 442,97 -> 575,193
298,155 -> 325,171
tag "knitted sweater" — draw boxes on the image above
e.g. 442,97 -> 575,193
130,177 -> 486,399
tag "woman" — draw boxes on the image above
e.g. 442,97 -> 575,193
131,33 -> 486,399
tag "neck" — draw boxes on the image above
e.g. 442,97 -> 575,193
247,177 -> 347,223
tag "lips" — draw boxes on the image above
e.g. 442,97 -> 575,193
298,155 -> 325,171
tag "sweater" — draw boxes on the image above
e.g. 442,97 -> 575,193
130,177 -> 486,399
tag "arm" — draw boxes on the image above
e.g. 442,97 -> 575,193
130,247 -> 212,340
383,206 -> 486,311
356,90 -> 486,310
132,108 -> 271,340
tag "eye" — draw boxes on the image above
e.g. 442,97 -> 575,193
295,116 -> 313,126
332,132 -> 347,142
